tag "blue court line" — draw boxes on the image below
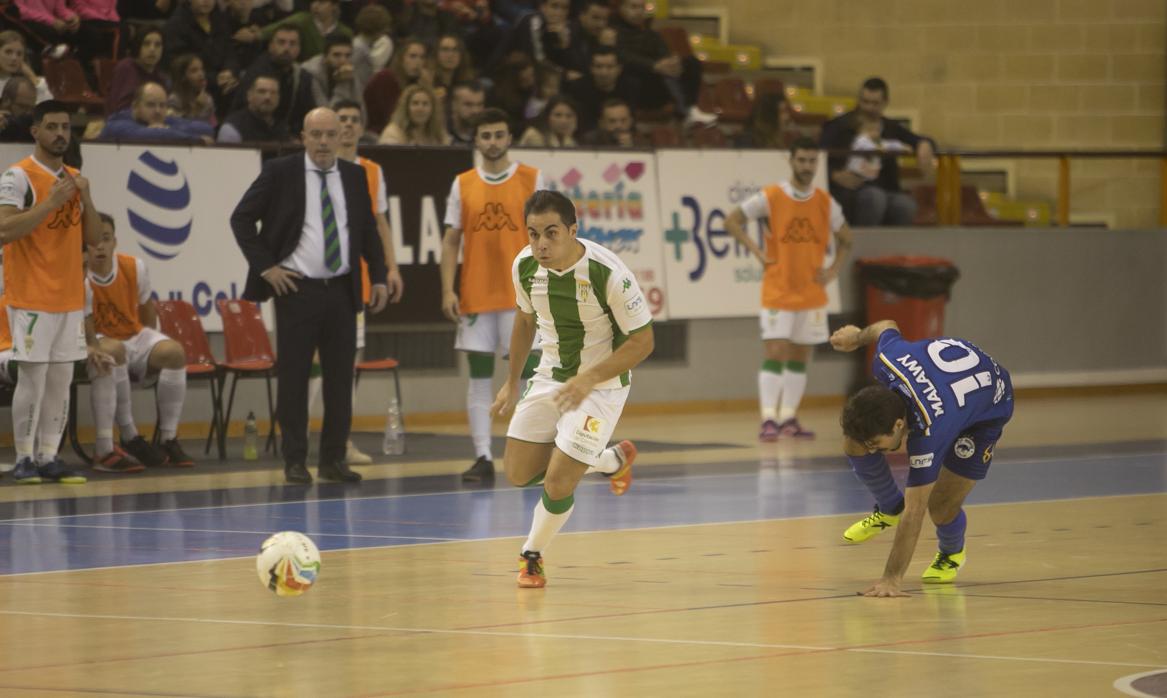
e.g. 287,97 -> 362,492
0,452 -> 1164,576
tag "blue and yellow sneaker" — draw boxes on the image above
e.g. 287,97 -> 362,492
843,506 -> 901,543
37,457 -> 87,484
11,457 -> 41,484
922,549 -> 966,584
517,550 -> 546,588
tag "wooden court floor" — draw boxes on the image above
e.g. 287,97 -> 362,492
0,392 -> 1164,697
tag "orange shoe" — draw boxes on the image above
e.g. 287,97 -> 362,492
606,440 -> 636,496
517,551 -> 546,588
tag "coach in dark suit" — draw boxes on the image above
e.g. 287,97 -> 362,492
230,107 -> 389,484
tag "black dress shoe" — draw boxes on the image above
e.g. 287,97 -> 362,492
319,460 -> 362,482
285,462 -> 313,484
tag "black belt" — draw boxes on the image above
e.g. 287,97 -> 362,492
295,273 -> 350,287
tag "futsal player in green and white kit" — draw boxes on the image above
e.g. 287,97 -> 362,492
490,190 -> 654,589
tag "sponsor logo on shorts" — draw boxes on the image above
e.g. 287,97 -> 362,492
909,454 -> 933,469
954,436 -> 976,460
982,444 -> 995,464
583,415 -> 603,434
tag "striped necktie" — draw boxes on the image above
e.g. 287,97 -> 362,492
316,170 -> 341,272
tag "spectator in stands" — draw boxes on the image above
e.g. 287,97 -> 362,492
223,0 -> 267,84
99,81 -> 213,141
394,0 -> 459,50
613,0 -> 713,125
0,75 -> 38,141
563,46 -> 637,135
261,0 -> 351,62
378,82 -> 448,145
106,28 -> 168,114
820,76 -> 935,227
574,0 -> 615,60
363,37 -> 429,135
487,50 -> 537,131
13,0 -> 80,60
518,93 -> 576,147
443,0 -> 495,67
167,53 -> 215,124
116,0 -> 171,28
523,59 -> 561,120
70,0 -> 119,75
0,32 -> 53,103
431,32 -> 473,102
163,0 -> 233,103
233,24 -> 316,134
491,0 -> 586,80
218,72 -> 288,142
736,91 -> 795,149
303,34 -> 363,108
580,97 -> 643,147
351,2 -> 392,89
446,78 -> 483,145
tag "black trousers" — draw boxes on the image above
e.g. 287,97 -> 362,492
273,276 -> 356,467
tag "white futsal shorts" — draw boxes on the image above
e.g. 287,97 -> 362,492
506,377 -> 630,466
0,349 -> 13,384
101,327 -> 169,383
759,306 -> 829,345
8,308 -> 87,363
456,310 -> 521,356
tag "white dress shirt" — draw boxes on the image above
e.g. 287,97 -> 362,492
282,153 -> 351,278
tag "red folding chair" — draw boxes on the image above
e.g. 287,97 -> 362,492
155,300 -> 226,460
354,356 -> 403,429
217,298 -> 278,455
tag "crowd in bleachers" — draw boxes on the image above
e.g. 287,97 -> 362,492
0,0 -> 744,147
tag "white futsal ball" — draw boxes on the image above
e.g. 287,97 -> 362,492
256,531 -> 321,597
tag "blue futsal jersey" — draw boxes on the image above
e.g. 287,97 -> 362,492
872,329 -> 1014,484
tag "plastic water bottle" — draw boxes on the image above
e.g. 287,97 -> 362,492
382,396 -> 405,455
243,411 -> 259,461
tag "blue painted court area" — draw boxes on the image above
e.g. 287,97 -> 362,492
0,448 -> 1164,575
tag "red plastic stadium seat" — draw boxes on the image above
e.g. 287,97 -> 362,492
42,57 -> 104,113
155,299 -> 226,460
217,298 -> 278,455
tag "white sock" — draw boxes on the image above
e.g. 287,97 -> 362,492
113,364 -> 137,440
522,493 -> 575,553
11,361 -> 48,460
88,362 -> 117,456
156,367 -> 186,441
759,367 -> 782,421
35,362 -> 72,462
467,377 -> 493,461
585,445 -> 622,475
778,368 -> 808,422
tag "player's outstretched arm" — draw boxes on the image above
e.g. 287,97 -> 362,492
862,482 -> 934,598
554,326 -> 654,413
830,320 -> 899,352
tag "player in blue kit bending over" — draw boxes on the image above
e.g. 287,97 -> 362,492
830,319 -> 1014,597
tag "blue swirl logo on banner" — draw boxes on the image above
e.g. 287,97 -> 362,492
126,151 -> 192,260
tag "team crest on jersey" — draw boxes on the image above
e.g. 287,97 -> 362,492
954,436 -> 976,460
472,202 -> 518,232
576,279 -> 591,303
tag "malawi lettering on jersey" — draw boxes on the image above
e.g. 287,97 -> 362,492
896,353 -> 945,418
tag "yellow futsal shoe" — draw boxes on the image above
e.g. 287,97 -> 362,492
842,506 -> 901,543
922,549 -> 966,584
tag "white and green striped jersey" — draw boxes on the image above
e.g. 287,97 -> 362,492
513,238 -> 653,389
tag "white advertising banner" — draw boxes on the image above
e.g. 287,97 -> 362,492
517,149 -> 669,320
81,144 -> 261,330
656,150 -> 836,319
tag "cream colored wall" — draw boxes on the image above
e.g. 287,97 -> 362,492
671,0 -> 1165,227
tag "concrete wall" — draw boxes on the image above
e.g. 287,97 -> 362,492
107,226 -> 1167,429
670,0 -> 1166,228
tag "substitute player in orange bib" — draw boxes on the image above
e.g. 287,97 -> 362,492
0,100 -> 103,484
726,136 -> 853,442
441,107 -> 545,482
85,213 -> 195,471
